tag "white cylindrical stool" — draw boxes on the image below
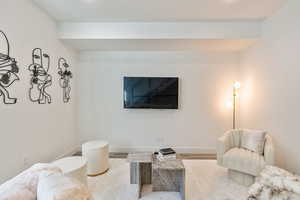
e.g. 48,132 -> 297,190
52,156 -> 87,186
82,141 -> 109,176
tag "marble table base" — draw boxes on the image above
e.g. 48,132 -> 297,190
127,153 -> 153,199
130,162 -> 152,198
152,159 -> 185,200
127,153 -> 185,200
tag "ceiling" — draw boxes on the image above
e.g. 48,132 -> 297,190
61,39 -> 257,52
33,0 -> 287,22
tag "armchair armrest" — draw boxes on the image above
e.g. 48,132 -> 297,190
217,131 -> 233,166
264,134 -> 275,165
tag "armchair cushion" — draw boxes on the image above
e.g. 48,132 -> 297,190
223,148 -> 266,176
241,129 -> 266,155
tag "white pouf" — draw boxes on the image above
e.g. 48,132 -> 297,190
82,140 -> 109,176
52,156 -> 87,186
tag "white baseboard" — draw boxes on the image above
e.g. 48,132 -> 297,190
69,145 -> 216,155
109,146 -> 216,154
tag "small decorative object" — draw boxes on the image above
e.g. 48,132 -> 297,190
28,48 -> 52,104
57,57 -> 72,103
0,30 -> 19,104
158,148 -> 177,161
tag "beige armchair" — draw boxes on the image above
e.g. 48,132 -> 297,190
217,129 -> 275,186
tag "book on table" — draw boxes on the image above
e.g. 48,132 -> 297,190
158,148 -> 176,161
159,148 -> 176,155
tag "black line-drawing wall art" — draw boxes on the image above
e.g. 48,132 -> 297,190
0,30 -> 19,104
58,57 -> 72,103
28,48 -> 52,104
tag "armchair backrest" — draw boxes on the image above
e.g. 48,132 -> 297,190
227,129 -> 274,157
264,134 -> 274,165
218,129 -> 275,167
226,129 -> 243,148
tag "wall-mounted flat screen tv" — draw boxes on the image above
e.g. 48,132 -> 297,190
123,77 -> 179,109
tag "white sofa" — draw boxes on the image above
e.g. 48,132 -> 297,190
0,163 -> 62,200
0,163 -> 90,200
217,129 -> 275,186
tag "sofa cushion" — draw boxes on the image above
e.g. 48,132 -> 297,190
223,148 -> 266,176
0,185 -> 35,200
241,129 -> 266,155
0,163 -> 62,200
37,172 -> 90,200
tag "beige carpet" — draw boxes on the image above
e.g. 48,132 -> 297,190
88,159 -> 248,200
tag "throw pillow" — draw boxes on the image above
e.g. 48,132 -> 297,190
0,185 -> 35,200
37,173 -> 90,200
0,163 -> 62,200
241,129 -> 266,154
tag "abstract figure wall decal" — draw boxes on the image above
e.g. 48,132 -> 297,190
0,30 -> 19,104
28,48 -> 52,104
58,57 -> 72,103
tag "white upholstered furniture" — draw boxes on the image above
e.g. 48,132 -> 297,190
0,163 -> 62,200
82,140 -> 109,176
248,165 -> 300,200
217,129 -> 275,186
52,156 -> 88,186
37,172 -> 90,200
0,163 -> 90,200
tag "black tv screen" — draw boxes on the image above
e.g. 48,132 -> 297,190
123,77 -> 178,109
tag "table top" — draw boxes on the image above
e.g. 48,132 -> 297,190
153,155 -> 185,170
127,153 -> 185,170
127,152 -> 153,163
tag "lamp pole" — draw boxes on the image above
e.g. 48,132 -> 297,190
233,87 -> 237,129
232,82 -> 240,130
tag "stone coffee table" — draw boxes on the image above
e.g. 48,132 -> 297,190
152,156 -> 185,200
127,153 -> 185,200
127,153 -> 153,198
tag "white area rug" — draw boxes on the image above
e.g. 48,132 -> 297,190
88,159 -> 248,200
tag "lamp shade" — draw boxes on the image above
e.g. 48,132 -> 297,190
234,82 -> 241,89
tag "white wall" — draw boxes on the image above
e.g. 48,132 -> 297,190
0,0 -> 78,183
78,51 -> 239,153
240,0 -> 300,174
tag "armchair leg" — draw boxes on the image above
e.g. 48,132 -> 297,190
228,169 -> 255,186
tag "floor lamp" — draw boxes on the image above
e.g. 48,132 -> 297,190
232,82 -> 241,129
